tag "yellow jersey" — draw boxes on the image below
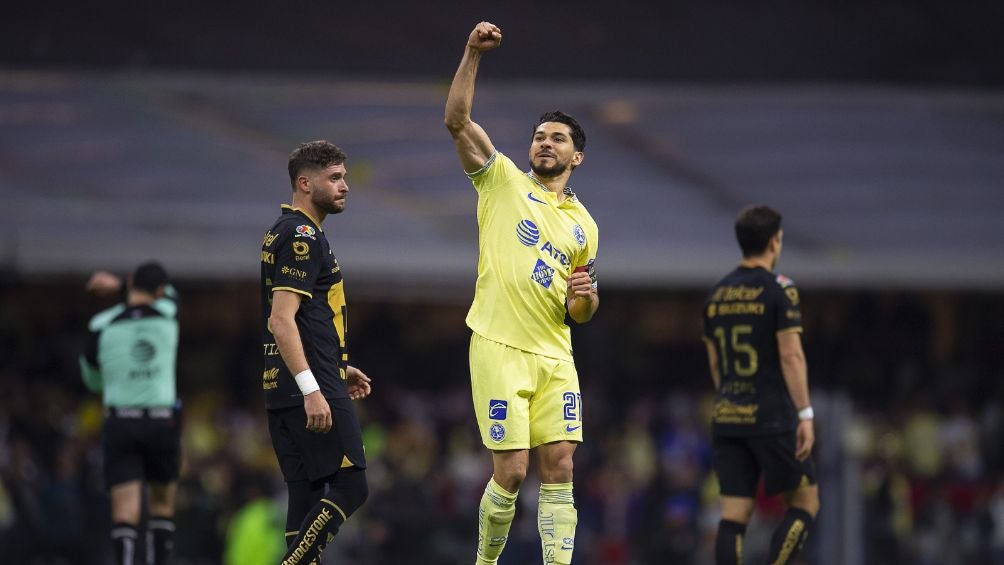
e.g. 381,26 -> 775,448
465,152 -> 599,361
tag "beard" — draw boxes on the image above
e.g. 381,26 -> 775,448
313,191 -> 345,215
529,158 -> 569,178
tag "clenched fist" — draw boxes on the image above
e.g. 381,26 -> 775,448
468,21 -> 502,52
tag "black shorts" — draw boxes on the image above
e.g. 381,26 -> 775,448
102,408 -> 182,488
268,397 -> 366,484
713,432 -> 816,497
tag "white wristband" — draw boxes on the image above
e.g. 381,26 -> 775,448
798,406 -> 814,421
293,369 -> 320,395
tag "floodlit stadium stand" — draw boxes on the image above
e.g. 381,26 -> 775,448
1,72 -> 1001,289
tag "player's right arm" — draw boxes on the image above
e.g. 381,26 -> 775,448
270,290 -> 332,433
702,337 -> 722,391
445,21 -> 502,173
778,331 -> 813,460
80,326 -> 103,392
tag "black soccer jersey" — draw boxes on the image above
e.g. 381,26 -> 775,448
703,266 -> 803,436
261,205 -> 349,410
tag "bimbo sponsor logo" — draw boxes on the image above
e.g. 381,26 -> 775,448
531,259 -> 555,289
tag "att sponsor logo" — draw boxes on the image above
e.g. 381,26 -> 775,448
539,241 -> 570,267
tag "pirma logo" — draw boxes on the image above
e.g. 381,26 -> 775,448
516,219 -> 540,246
489,423 -> 506,443
489,399 -> 508,420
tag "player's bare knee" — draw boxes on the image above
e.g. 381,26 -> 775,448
111,500 -> 142,524
720,510 -> 753,524
493,450 -> 529,492
537,442 -> 575,483
148,499 -> 174,518
539,454 -> 573,484
147,482 -> 176,513
787,484 -> 819,516
494,466 -> 527,493
720,497 -> 755,524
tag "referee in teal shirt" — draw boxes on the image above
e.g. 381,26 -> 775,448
81,262 -> 180,565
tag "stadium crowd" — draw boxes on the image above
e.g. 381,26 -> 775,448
1,280 -> 1002,564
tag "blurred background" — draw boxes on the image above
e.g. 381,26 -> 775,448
2,1 -> 1003,564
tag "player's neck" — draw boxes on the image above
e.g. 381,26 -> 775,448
127,290 -> 157,306
528,170 -> 571,200
740,255 -> 774,271
290,198 -> 327,226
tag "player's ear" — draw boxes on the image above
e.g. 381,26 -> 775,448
571,151 -> 584,169
296,174 -> 311,194
771,230 -> 783,253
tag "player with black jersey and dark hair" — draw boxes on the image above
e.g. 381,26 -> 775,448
703,205 -> 819,565
261,140 -> 372,565
81,262 -> 181,565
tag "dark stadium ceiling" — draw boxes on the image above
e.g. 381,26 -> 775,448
3,0 -> 1004,86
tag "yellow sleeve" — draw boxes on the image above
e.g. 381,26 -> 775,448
467,152 -> 521,193
575,219 -> 599,275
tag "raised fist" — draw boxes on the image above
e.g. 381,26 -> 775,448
468,21 -> 502,52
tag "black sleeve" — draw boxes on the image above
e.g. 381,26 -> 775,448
271,227 -> 323,297
83,329 -> 100,366
774,277 -> 803,332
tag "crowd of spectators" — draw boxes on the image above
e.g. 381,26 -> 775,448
1,279 -> 1002,564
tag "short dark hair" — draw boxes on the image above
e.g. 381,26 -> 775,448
287,140 -> 347,189
533,110 -> 586,152
132,261 -> 169,293
735,205 -> 782,257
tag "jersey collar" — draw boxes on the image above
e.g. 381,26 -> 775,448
524,172 -> 579,205
281,204 -> 324,232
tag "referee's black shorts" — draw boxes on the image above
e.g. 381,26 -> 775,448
268,397 -> 366,484
102,407 -> 182,488
713,432 -> 816,498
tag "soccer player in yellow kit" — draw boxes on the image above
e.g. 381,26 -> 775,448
445,21 -> 599,565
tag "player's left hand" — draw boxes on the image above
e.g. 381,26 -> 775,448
795,419 -> 815,461
346,365 -> 372,400
86,271 -> 123,295
468,21 -> 502,52
566,271 -> 595,302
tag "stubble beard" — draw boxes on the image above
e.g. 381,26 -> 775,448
529,159 -> 569,179
313,192 -> 345,215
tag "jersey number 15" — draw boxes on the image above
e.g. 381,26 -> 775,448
712,324 -> 759,377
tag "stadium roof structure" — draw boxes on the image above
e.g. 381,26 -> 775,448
1,71 -> 1002,292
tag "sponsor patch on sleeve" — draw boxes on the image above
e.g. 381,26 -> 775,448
295,225 -> 317,240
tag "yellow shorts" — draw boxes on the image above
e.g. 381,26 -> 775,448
470,332 -> 583,450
